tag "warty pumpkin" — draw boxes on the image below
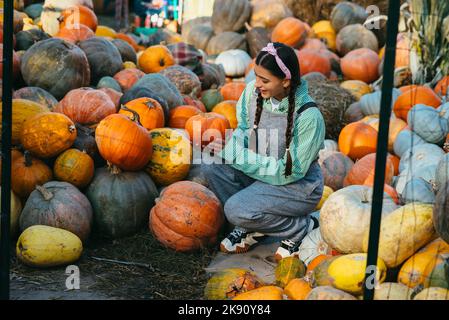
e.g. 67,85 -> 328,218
53,149 -> 94,188
11,151 -> 53,199
271,17 -> 308,48
149,181 -> 224,252
55,87 -> 116,126
182,96 -> 207,112
138,45 -> 175,74
185,112 -> 231,149
19,181 -> 93,242
275,257 -> 306,287
119,98 -> 165,131
145,128 -> 192,186
95,111 -> 153,171
159,65 -> 202,97
20,112 -> 77,159
204,268 -> 264,300
86,166 -> 159,239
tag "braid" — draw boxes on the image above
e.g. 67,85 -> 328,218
250,92 -> 264,152
285,87 -> 297,177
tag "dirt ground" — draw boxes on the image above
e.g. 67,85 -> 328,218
10,230 -> 217,300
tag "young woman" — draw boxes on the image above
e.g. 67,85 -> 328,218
202,42 -> 326,261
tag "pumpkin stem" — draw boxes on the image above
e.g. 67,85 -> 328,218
24,150 -> 33,167
144,99 -> 156,109
107,161 -> 122,175
36,185 -> 54,201
120,105 -> 143,126
69,124 -> 76,133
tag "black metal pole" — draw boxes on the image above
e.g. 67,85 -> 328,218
1,0 -> 15,300
363,0 -> 400,300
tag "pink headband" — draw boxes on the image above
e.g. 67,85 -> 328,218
261,43 -> 292,80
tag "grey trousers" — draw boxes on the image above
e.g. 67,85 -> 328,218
201,161 -> 324,242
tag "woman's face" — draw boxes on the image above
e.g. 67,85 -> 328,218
254,64 -> 290,100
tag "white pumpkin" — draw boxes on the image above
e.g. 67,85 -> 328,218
215,49 -> 252,78
298,228 -> 333,266
320,185 -> 398,254
398,143 -> 444,173
393,129 -> 427,158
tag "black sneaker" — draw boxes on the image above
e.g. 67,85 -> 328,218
220,228 -> 267,254
274,216 -> 320,261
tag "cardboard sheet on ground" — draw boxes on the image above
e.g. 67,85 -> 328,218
205,237 -> 282,284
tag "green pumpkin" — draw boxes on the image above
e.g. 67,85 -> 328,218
111,39 -> 137,64
201,89 -> 224,112
20,38 -> 91,100
13,87 -> 58,110
97,76 -> 122,93
330,1 -> 368,32
15,29 -> 50,51
86,166 -> 159,239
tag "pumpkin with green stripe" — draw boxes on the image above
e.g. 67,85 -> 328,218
145,128 -> 192,186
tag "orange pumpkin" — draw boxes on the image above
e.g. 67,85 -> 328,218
55,24 -> 94,44
138,45 -> 175,73
212,101 -> 238,129
338,122 -> 378,160
54,149 -> 94,188
393,86 -> 442,121
149,181 -> 224,252
11,151 -> 53,199
388,154 -> 400,176
306,255 -> 333,275
113,68 -> 145,92
220,82 -> 246,101
168,105 -> 202,129
399,84 -> 419,93
185,112 -> 231,148
20,113 -> 77,159
395,33 -> 410,69
95,112 -> 153,171
59,5 -> 98,32
341,48 -> 380,84
297,48 -> 331,77
343,153 -> 394,186
54,88 -> 116,126
119,97 -> 165,131
369,117 -> 407,153
271,17 -> 308,48
435,76 -> 449,97
284,278 -> 312,300
340,80 -> 372,101
98,87 -> 123,110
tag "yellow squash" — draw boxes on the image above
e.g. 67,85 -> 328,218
146,128 -> 192,186
363,203 -> 436,268
16,225 -> 83,268
327,253 -> 387,295
316,186 -> 334,210
233,286 -> 284,300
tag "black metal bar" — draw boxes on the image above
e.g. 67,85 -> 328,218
1,0 -> 15,300
363,0 -> 401,300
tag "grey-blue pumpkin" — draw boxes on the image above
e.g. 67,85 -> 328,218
401,177 -> 436,204
408,104 -> 448,144
393,129 -> 427,158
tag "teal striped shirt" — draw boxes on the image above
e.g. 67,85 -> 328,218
219,80 -> 326,185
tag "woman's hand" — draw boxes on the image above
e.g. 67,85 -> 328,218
204,138 -> 225,154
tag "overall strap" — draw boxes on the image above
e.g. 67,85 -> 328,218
296,101 -> 318,116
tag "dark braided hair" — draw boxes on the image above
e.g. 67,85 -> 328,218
254,42 -> 301,177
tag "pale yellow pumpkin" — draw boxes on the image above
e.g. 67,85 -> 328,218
0,188 -> 22,237
145,128 -> 192,186
362,203 -> 436,268
316,186 -> 334,210
374,282 -> 412,300
327,253 -> 387,295
413,287 -> 449,300
95,25 -> 117,38
16,225 -> 83,268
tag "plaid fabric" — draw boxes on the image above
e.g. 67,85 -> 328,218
167,42 -> 204,75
